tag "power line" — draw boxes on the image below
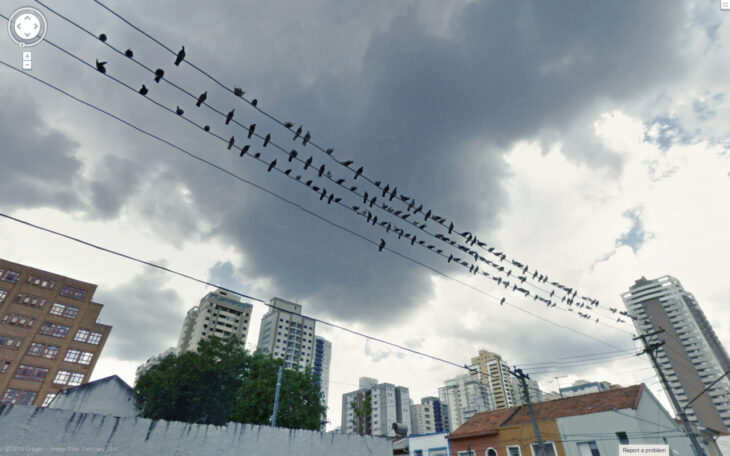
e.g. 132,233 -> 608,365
30,3 -> 634,332
0,54 -> 630,352
87,0 -> 625,324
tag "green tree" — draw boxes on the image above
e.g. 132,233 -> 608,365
350,394 -> 371,435
135,338 -> 326,430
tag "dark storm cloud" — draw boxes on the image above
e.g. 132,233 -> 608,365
190,0 -> 689,327
0,89 -> 83,210
3,0 -> 690,333
93,268 -> 185,361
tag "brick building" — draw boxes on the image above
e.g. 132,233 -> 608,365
0,258 -> 111,407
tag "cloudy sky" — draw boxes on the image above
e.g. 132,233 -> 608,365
1,0 -> 729,433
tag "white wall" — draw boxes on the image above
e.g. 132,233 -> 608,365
0,405 -> 391,456
408,432 -> 450,456
555,388 -> 694,456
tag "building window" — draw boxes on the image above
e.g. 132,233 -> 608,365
0,336 -> 23,350
530,442 -> 556,456
415,451 -> 423,456
64,349 -> 81,363
1,270 -> 21,283
457,451 -> 475,456
74,329 -> 90,342
0,289 -> 7,303
507,447 -> 521,456
44,345 -> 59,359
42,393 -> 57,407
1,388 -> 36,405
487,449 -> 498,456
50,303 -> 65,315
616,432 -> 629,445
28,342 -> 44,356
1,361 -> 10,373
577,442 -> 600,456
53,370 -> 71,384
40,322 -> 70,338
69,372 -> 84,386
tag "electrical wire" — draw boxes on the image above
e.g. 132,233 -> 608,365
0,53 -> 631,353
87,0 -> 621,322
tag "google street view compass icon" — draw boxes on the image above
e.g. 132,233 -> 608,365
7,6 -> 47,47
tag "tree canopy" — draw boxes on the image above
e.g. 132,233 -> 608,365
134,337 -> 326,429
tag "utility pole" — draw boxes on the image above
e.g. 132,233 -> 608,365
270,365 -> 283,427
634,330 -> 705,456
512,367 -> 548,456
554,375 -> 567,398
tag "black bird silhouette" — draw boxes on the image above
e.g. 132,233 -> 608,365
251,99 -> 258,107
374,180 -> 382,188
304,157 -> 313,170
225,110 -> 234,125
415,204 -> 423,214
342,160 -> 354,167
288,150 -> 298,162
254,152 -> 261,158
196,91 -> 207,107
302,132 -> 311,146
284,169 -> 292,175
326,148 -> 334,155
382,184 -> 390,197
247,124 -> 256,139
320,189 -> 327,200
379,239 -> 386,252
284,121 -> 294,128
294,126 -> 303,140
369,197 -> 377,208
175,106 -> 184,115
98,33 -> 107,42
424,209 -> 431,221
234,87 -> 244,97
318,164 -> 325,177
305,180 -> 312,187
350,186 -> 357,191
139,85 -> 148,95
203,126 -> 210,132
124,49 -> 133,58
389,187 -> 397,201
336,179 -> 345,185
263,134 -> 271,147
227,136 -> 235,150
175,46 -> 185,65
95,60 -> 107,74
239,145 -> 249,156
448,222 -> 454,234
328,194 -> 334,204
353,167 -> 363,180
154,68 -> 164,83
363,192 -> 369,204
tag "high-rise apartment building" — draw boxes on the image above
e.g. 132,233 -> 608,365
622,276 -> 730,433
312,336 -> 331,410
341,377 -> 412,437
471,349 -> 517,409
438,372 -> 495,431
410,396 -> 450,434
176,289 -> 253,353
0,259 -> 111,407
256,297 -> 316,371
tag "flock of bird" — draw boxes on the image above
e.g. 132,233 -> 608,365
87,30 -> 634,328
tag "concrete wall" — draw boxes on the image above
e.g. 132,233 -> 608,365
49,376 -> 138,417
409,432 -> 450,456
0,405 -> 391,456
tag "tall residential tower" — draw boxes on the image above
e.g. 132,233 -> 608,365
622,276 -> 730,433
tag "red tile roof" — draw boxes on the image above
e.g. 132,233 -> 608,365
448,408 -> 516,439
448,384 -> 644,438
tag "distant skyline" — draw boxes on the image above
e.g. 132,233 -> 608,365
1,0 -> 729,433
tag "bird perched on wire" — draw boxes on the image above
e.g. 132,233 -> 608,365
124,49 -> 133,58
234,87 -> 244,97
288,150 -> 298,162
175,46 -> 185,65
267,159 -> 277,172
98,33 -> 107,42
203,126 -> 210,132
247,124 -> 256,139
95,60 -> 107,74
326,148 -> 334,155
225,110 -> 234,125
304,156 -> 313,170
302,131 -> 311,146
379,239 -> 386,252
139,85 -> 148,96
154,69 -> 164,83
318,165 -> 325,177
227,136 -> 235,150
196,91 -> 207,107
251,99 -> 258,107
354,167 -> 363,180
263,134 -> 271,147
240,145 -> 249,157
294,126 -> 303,141
175,106 -> 184,115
